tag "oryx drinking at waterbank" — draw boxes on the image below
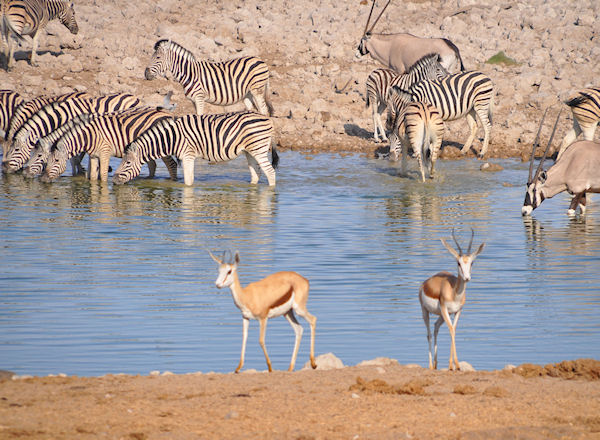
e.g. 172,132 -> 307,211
522,109 -> 600,216
356,0 -> 465,74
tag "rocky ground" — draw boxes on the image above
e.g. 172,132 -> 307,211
1,358 -> 600,439
1,0 -> 598,161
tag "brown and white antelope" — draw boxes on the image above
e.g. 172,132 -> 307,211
523,108 -> 600,216
356,0 -> 464,74
419,229 -> 485,371
209,251 -> 317,373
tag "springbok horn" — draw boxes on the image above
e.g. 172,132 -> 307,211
528,107 -> 549,183
207,249 -> 222,264
367,0 -> 392,34
451,228 -> 463,255
535,108 -> 563,180
467,228 -> 474,254
363,0 -> 377,36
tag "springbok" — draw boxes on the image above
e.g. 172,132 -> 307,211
419,229 -> 484,371
523,109 -> 600,216
209,250 -> 317,373
356,0 -> 464,74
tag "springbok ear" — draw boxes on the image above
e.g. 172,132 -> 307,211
472,242 -> 485,258
234,251 -> 240,264
539,170 -> 547,184
440,238 -> 460,259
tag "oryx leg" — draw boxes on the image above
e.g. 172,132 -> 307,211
460,110 -> 478,155
568,192 -> 587,216
235,317 -> 250,373
258,317 -> 273,372
284,310 -> 304,372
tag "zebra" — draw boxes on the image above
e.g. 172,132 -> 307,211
40,108 -> 179,182
388,88 -> 445,182
145,39 -> 273,116
0,89 -> 23,147
366,54 -> 448,143
399,70 -> 494,158
114,111 -> 277,187
5,91 -> 88,142
1,0 -> 78,69
4,93 -> 140,173
556,87 -> 600,160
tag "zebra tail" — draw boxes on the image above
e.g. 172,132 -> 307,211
271,139 -> 279,169
1,14 -> 26,42
422,124 -> 431,170
442,38 -> 465,71
265,80 -> 274,117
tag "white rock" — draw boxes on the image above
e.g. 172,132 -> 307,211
303,352 -> 344,370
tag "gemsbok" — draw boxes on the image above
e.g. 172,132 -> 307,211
356,0 -> 464,74
523,108 -> 600,216
209,250 -> 317,373
419,229 -> 485,371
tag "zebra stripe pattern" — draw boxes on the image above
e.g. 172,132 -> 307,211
389,89 -> 445,182
145,39 -> 273,116
406,70 -> 494,158
114,111 -> 277,186
1,0 -> 78,68
4,93 -> 140,172
365,54 -> 448,143
557,87 -> 600,160
0,90 -> 23,147
41,108 -> 178,182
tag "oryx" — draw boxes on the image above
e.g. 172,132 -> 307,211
356,0 -> 465,74
522,109 -> 600,216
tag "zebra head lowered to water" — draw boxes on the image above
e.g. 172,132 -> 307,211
113,111 -> 278,187
144,39 -> 273,116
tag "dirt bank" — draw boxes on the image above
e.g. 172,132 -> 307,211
1,359 -> 599,439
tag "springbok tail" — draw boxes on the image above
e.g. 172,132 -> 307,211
442,38 -> 465,71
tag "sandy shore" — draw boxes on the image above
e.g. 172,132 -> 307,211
1,359 -> 599,439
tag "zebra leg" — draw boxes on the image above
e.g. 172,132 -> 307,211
193,98 -> 205,116
6,37 -> 15,70
430,131 -> 443,178
581,120 -> 598,142
30,32 -> 40,66
243,151 -> 261,184
247,149 -> 276,186
460,110 -> 478,155
161,156 -> 178,180
182,157 -> 195,186
147,160 -> 157,178
249,89 -> 270,116
475,105 -> 492,158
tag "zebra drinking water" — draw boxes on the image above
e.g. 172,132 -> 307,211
144,39 -> 273,116
40,108 -> 178,182
4,93 -> 140,173
114,111 -> 277,186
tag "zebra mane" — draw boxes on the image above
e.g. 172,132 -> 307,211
407,53 -> 443,75
565,91 -> 594,108
154,39 -> 197,62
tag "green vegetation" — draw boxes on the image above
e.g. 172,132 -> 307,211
485,51 -> 519,66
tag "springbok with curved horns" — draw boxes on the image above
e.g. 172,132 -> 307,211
209,250 -> 317,373
356,0 -> 465,74
522,108 -> 600,216
419,229 -> 485,371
